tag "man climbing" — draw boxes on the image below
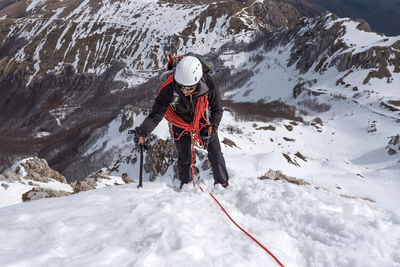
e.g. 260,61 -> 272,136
133,55 -> 229,189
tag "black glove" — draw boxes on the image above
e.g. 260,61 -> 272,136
129,127 -> 144,145
211,125 -> 218,135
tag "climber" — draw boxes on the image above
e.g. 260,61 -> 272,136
133,55 -> 229,189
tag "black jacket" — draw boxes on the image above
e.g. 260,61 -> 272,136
138,73 -> 223,137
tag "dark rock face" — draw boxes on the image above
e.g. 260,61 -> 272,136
0,63 -> 129,179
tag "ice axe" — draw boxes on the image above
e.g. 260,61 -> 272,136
128,129 -> 146,188
202,125 -> 213,149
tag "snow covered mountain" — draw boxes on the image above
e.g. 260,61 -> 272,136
0,0 -> 322,177
0,0 -> 320,83
1,2 -> 400,265
306,0 -> 400,36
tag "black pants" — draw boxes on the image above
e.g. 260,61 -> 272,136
173,126 -> 229,185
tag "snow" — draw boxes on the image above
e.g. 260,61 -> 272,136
2,97 -> 399,265
35,131 -> 52,138
325,18 -> 400,55
223,47 -> 298,102
26,0 -> 46,12
1,172 -> 399,266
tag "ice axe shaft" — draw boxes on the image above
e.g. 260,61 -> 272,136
203,125 -> 213,149
138,137 -> 144,188
128,129 -> 145,188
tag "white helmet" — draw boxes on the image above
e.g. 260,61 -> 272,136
174,56 -> 203,86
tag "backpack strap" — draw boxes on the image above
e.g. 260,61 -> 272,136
157,74 -> 174,96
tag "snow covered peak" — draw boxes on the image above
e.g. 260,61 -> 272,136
0,0 -> 323,84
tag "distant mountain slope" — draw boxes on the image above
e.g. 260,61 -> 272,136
0,0 -> 321,84
306,0 -> 400,36
0,0 -> 322,177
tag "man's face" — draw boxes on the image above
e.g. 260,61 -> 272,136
180,85 -> 196,96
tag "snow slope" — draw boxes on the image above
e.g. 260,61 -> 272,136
1,100 -> 399,266
0,168 -> 399,266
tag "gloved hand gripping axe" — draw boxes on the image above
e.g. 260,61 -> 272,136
202,125 -> 213,150
128,129 -> 147,188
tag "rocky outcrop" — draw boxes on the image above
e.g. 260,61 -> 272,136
144,138 -> 179,181
122,173 -> 134,184
386,135 -> 400,155
258,169 -> 309,185
18,157 -> 67,184
71,178 -> 97,193
21,187 -> 71,202
0,168 -> 22,182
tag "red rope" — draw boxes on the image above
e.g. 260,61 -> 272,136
157,75 -> 174,95
163,94 -> 209,149
207,191 -> 285,267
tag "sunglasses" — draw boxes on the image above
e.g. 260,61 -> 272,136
180,84 -> 197,91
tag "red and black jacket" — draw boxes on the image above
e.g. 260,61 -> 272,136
138,72 -> 223,137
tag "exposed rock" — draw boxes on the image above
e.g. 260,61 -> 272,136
256,125 -> 276,131
96,172 -> 112,180
71,178 -> 97,193
297,96 -> 331,112
312,117 -> 323,125
122,177 -> 134,184
295,151 -> 307,162
284,125 -> 294,131
0,168 -> 21,182
1,183 -> 9,190
21,187 -> 71,202
258,169 -> 309,185
367,121 -> 377,133
282,153 -> 300,166
223,100 -> 302,122
355,19 -> 372,32
222,138 -> 238,148
20,157 -> 67,183
119,108 -> 134,133
386,134 -> 400,155
121,173 -> 134,184
201,159 -> 212,171
283,137 -> 295,142
310,121 -> 323,132
226,125 -> 243,134
144,138 -> 178,182
340,194 -> 375,203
